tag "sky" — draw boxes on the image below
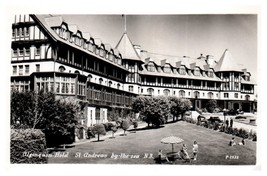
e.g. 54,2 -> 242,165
60,14 -> 257,79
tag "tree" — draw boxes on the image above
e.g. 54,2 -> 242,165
11,90 -> 79,147
111,125 -> 118,138
206,99 -> 217,113
177,98 -> 192,119
92,124 -> 106,141
132,121 -> 138,133
121,120 -> 130,135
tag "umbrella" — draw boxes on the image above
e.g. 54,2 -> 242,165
161,136 -> 184,153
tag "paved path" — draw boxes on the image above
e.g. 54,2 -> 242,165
72,121 -> 148,146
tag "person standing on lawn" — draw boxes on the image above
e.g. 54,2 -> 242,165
192,141 -> 198,160
226,119 -> 229,127
230,118 -> 233,128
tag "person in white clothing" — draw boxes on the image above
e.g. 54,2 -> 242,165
192,141 -> 198,160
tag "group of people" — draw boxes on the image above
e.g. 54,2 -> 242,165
229,137 -> 246,146
225,118 -> 234,128
158,141 -> 199,163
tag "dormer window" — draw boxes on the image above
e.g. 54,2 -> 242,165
163,64 -> 171,73
179,66 -> 186,75
207,69 -> 214,77
147,62 -> 155,72
194,67 -> 200,76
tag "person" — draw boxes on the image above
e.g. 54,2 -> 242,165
239,138 -> 245,146
230,118 -> 233,128
226,119 -> 229,127
181,144 -> 190,159
192,141 -> 198,160
229,137 -> 236,146
158,149 -> 169,163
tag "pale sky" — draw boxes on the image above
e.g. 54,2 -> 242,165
60,14 -> 257,80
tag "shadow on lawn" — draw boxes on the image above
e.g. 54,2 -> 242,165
128,125 -> 165,132
92,140 -> 105,142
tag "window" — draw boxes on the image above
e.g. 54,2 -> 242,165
194,68 -> 200,76
245,95 -> 250,101
13,49 -> 18,57
13,66 -> 17,75
179,90 -> 185,97
129,86 -> 133,92
24,27 -> 29,36
117,83 -> 120,89
25,48 -> 30,56
128,73 -> 134,82
147,88 -> 154,96
163,64 -> 171,73
179,66 -> 186,75
234,93 -> 238,98
194,91 -> 200,98
35,47 -> 40,55
12,29 -> 15,38
224,93 -> 229,98
108,81 -> 112,87
147,63 -> 155,72
234,82 -> 239,90
208,92 -> 213,99
207,70 -> 214,77
25,65 -> 29,74
19,48 -> 24,56
99,78 -> 103,85
19,65 -> 23,75
58,66 -> 65,72
163,89 -> 170,96
36,64 -> 40,72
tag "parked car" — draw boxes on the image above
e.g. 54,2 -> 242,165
208,116 -> 223,125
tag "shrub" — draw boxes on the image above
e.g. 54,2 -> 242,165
232,128 -> 239,136
238,128 -> 249,139
87,127 -> 95,139
213,121 -> 220,130
10,129 -> 47,164
219,125 -> 225,132
122,120 -> 130,135
206,100 -> 217,113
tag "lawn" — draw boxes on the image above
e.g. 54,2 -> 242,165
48,121 -> 256,165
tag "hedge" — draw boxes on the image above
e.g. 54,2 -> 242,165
10,129 -> 48,164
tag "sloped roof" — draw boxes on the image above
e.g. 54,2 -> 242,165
82,32 -> 92,41
44,16 -> 63,27
32,15 -> 127,71
94,38 -> 102,47
214,49 -> 243,72
115,33 -> 142,61
68,24 -> 79,34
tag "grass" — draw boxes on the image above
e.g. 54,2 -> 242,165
48,121 -> 256,165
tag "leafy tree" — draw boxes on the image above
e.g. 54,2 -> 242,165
92,124 -> 106,141
110,124 -> 118,138
121,120 -> 130,135
11,90 -> 79,147
206,99 -> 217,113
177,98 -> 192,119
132,121 -> 138,133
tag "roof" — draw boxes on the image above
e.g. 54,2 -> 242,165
214,49 -> 243,72
115,33 -> 142,62
140,51 -> 210,71
82,32 -> 92,41
68,24 -> 79,34
31,15 -> 127,71
44,16 -> 63,27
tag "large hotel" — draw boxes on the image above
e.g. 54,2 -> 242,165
11,14 -> 257,129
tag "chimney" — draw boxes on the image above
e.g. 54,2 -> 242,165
206,55 -> 214,66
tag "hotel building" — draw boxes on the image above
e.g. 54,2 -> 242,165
11,14 -> 257,132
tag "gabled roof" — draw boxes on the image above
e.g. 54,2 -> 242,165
44,16 -> 63,27
68,24 -> 79,34
115,33 -> 142,62
94,38 -> 102,47
214,49 -> 243,72
82,32 -> 92,41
